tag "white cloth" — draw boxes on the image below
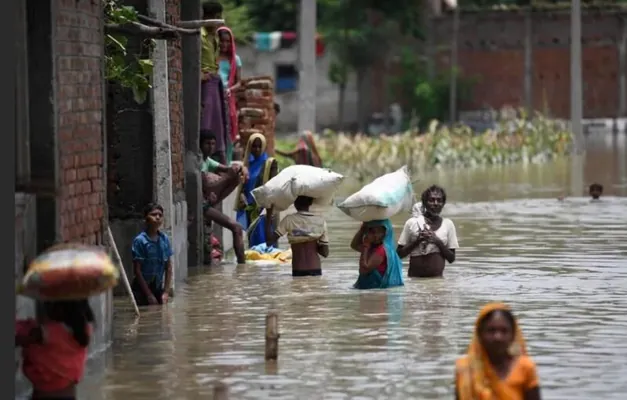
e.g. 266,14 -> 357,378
275,211 -> 329,245
397,217 -> 459,257
269,31 -> 281,51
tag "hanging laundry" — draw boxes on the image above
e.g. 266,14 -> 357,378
252,32 -> 326,57
253,32 -> 271,51
269,31 -> 282,51
315,33 -> 325,57
280,31 -> 298,49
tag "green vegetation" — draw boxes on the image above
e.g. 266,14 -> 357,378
104,1 -> 154,104
275,112 -> 572,182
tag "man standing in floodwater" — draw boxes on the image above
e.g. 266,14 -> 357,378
266,196 -> 330,276
589,183 -> 603,200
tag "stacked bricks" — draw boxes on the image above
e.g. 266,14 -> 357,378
56,0 -> 106,245
235,76 -> 276,155
165,0 -> 185,193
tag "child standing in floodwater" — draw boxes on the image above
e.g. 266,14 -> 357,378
131,203 -> 174,306
16,300 -> 95,400
455,303 -> 542,400
267,196 -> 330,276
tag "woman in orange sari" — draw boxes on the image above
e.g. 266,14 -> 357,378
455,303 -> 542,400
275,131 -> 323,167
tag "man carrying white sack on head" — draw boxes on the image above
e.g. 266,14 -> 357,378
257,164 -> 344,277
265,196 -> 330,277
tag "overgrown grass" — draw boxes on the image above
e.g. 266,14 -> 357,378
274,111 -> 572,182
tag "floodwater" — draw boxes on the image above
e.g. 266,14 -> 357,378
84,133 -> 626,399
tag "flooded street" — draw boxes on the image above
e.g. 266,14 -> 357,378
85,134 -> 626,399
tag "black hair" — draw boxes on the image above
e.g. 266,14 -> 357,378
44,300 -> 95,347
477,309 -> 516,333
202,1 -> 223,18
294,196 -> 314,210
589,183 -> 603,192
420,185 -> 447,210
200,130 -> 216,145
143,202 -> 164,217
274,103 -> 281,115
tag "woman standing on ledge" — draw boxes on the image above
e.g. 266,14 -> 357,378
396,185 -> 459,278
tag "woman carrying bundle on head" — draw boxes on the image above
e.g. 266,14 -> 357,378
350,220 -> 404,290
235,133 -> 279,247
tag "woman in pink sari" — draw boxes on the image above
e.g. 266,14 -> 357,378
217,26 -> 242,163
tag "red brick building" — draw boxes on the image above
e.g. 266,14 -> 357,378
371,9 -> 627,120
15,0 -> 194,393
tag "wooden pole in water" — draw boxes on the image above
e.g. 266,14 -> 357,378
265,312 -> 280,360
107,227 -> 140,317
213,382 -> 229,399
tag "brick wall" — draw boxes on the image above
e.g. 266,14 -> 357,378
373,10 -> 625,119
56,0 -> 106,244
166,0 -> 185,194
434,10 -> 624,119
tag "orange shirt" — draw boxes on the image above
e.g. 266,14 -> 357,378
16,319 -> 91,392
455,354 -> 539,400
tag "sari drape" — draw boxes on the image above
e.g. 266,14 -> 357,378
353,219 -> 404,290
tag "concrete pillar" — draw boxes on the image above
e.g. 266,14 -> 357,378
570,0 -> 584,154
449,7 -> 460,123
297,0 -> 317,133
181,0 -> 204,267
148,0 -> 176,288
27,0 -> 60,251
16,0 -> 30,182
618,16 -> 626,119
524,7 -> 533,115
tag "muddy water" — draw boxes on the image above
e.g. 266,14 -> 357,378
85,134 -> 626,400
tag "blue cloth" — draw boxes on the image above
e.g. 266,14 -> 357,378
253,32 -> 271,51
131,231 -> 173,288
218,55 -> 242,89
236,151 -> 269,231
248,214 -> 274,247
353,219 -> 404,290
250,243 -> 280,254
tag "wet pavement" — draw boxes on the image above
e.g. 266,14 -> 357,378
82,133 -> 627,400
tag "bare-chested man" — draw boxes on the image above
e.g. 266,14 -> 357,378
266,196 -> 329,276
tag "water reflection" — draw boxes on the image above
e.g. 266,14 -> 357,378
84,136 -> 627,400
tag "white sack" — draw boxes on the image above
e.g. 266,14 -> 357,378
337,166 -> 414,222
252,165 -> 344,212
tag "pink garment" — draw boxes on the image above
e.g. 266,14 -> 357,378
216,26 -> 239,143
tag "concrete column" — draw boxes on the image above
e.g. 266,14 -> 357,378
297,0 -> 317,133
16,0 -> 30,181
148,0 -> 176,288
570,0 -> 584,154
181,0 -> 203,267
449,7 -> 460,123
27,0 -> 60,251
524,7 -> 533,115
618,16 -> 626,119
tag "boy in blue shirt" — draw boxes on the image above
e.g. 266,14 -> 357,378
131,203 -> 174,306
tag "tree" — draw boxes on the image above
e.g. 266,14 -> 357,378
319,0 -> 424,131
221,0 -> 255,41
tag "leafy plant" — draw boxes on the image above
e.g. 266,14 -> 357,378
390,48 -> 476,129
221,0 -> 255,43
104,0 -> 154,104
275,111 -> 573,182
